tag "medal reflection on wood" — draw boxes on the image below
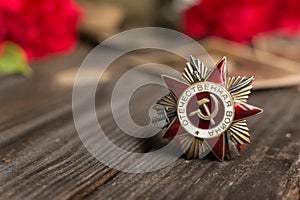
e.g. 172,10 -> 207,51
151,56 -> 263,161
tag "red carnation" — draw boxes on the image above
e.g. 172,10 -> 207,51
183,0 -> 300,42
0,0 -> 80,60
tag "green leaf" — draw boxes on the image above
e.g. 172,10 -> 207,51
0,42 -> 32,77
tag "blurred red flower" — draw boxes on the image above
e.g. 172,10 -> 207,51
183,0 -> 300,42
0,0 -> 80,60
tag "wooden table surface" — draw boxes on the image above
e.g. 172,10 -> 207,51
0,43 -> 299,200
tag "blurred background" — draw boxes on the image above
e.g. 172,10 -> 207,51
1,0 -> 300,88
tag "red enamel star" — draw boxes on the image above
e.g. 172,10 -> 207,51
153,56 -> 263,161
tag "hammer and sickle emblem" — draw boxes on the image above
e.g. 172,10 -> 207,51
189,94 -> 219,125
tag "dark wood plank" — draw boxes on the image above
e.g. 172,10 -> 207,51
85,88 -> 300,200
0,44 -> 92,147
0,48 -> 174,199
0,44 -> 299,200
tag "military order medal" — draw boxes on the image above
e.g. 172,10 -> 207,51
151,56 -> 263,161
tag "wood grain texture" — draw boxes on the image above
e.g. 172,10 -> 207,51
86,88 -> 300,200
0,45 -> 299,200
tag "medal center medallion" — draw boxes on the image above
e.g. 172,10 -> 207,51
177,81 -> 234,139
